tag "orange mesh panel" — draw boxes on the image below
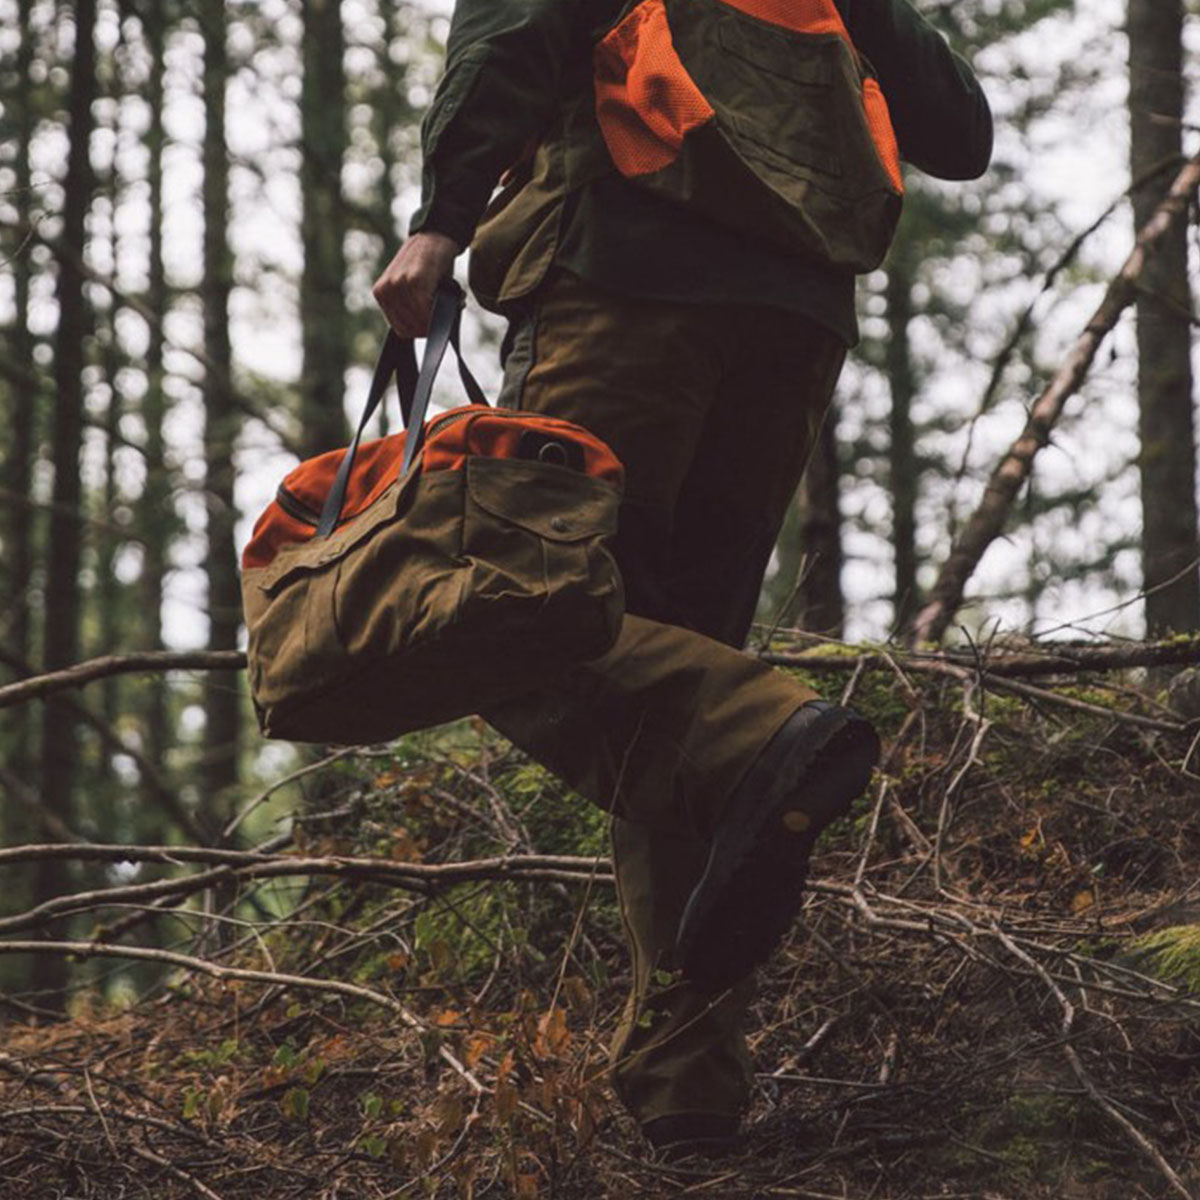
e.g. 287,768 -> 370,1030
594,0 -> 714,177
862,77 -> 903,193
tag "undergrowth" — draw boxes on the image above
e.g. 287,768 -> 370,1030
2,656 -> 1200,1198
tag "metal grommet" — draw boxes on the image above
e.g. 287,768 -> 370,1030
538,441 -> 570,467
550,517 -> 570,534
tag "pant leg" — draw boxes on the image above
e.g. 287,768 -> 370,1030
486,272 -> 820,835
606,304 -> 847,1126
483,271 -> 843,1129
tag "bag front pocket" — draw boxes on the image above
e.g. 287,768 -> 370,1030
462,455 -> 623,658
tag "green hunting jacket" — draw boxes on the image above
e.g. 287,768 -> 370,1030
411,0 -> 993,346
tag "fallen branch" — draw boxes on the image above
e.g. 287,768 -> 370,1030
0,650 -> 246,711
763,635 -> 1200,679
764,647 -> 1189,733
0,845 -> 616,936
908,151 -> 1200,646
993,926 -> 1194,1200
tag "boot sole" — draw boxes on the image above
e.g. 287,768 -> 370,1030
676,707 -> 879,993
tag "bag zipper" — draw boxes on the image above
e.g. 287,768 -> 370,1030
278,408 -> 556,530
276,483 -> 322,527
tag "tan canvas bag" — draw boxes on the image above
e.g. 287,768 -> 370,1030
241,284 -> 625,744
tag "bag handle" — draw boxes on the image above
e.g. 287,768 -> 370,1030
315,280 -> 486,539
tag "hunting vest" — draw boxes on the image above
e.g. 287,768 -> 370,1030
471,0 -> 904,308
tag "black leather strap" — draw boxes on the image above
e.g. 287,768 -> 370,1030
315,280 -> 485,539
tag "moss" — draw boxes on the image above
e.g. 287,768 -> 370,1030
1130,925 -> 1200,992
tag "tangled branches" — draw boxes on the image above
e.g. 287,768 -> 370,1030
2,641 -> 1200,1196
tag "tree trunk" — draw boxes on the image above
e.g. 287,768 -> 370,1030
138,0 -> 173,821
795,403 -> 845,637
299,0 -> 349,457
0,0 -> 39,994
886,262 -> 920,631
35,0 -> 98,1004
200,0 -> 241,825
1129,0 -> 1198,635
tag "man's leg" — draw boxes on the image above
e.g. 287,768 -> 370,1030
487,271 -> 821,833
484,272 -> 846,1138
606,306 -> 848,1135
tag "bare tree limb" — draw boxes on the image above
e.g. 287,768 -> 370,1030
0,650 -> 246,711
7,634 -> 1200,717
0,845 -> 616,936
992,926 -> 1195,1200
908,151 -> 1200,646
764,634 -> 1200,679
0,646 -> 214,844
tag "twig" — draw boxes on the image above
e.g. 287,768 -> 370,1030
853,777 -> 889,889
992,925 -> 1194,1200
128,1143 -> 226,1200
0,649 -> 247,710
878,1031 -> 899,1084
934,699 -> 992,891
222,747 -> 358,842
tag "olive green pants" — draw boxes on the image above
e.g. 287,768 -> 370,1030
485,270 -> 845,1127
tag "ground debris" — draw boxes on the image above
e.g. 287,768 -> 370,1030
3,661 -> 1200,1198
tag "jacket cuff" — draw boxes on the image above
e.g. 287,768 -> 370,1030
409,198 -> 477,250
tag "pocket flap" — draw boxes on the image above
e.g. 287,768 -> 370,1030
466,455 -> 620,543
716,16 -> 833,87
257,481 -> 403,593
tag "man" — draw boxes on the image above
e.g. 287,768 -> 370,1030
374,0 -> 992,1157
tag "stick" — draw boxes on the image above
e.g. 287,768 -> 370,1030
908,151 -> 1200,646
992,926 -> 1194,1200
0,650 -> 246,710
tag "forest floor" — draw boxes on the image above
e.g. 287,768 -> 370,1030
3,641 -> 1200,1199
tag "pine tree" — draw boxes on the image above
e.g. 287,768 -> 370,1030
35,0 -> 99,1004
199,0 -> 241,825
1129,0 -> 1198,635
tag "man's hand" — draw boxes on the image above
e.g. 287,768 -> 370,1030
372,231 -> 461,338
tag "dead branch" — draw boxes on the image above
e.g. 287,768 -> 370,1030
0,844 -> 616,936
764,634 -> 1200,679
0,645 -> 213,843
908,150 -> 1200,646
992,926 -> 1195,1200
0,649 -> 247,710
764,646 -> 1189,733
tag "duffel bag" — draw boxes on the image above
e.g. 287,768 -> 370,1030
240,282 -> 625,745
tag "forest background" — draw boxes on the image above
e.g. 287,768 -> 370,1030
1,2 -> 1200,1194
1,0 -> 1199,985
